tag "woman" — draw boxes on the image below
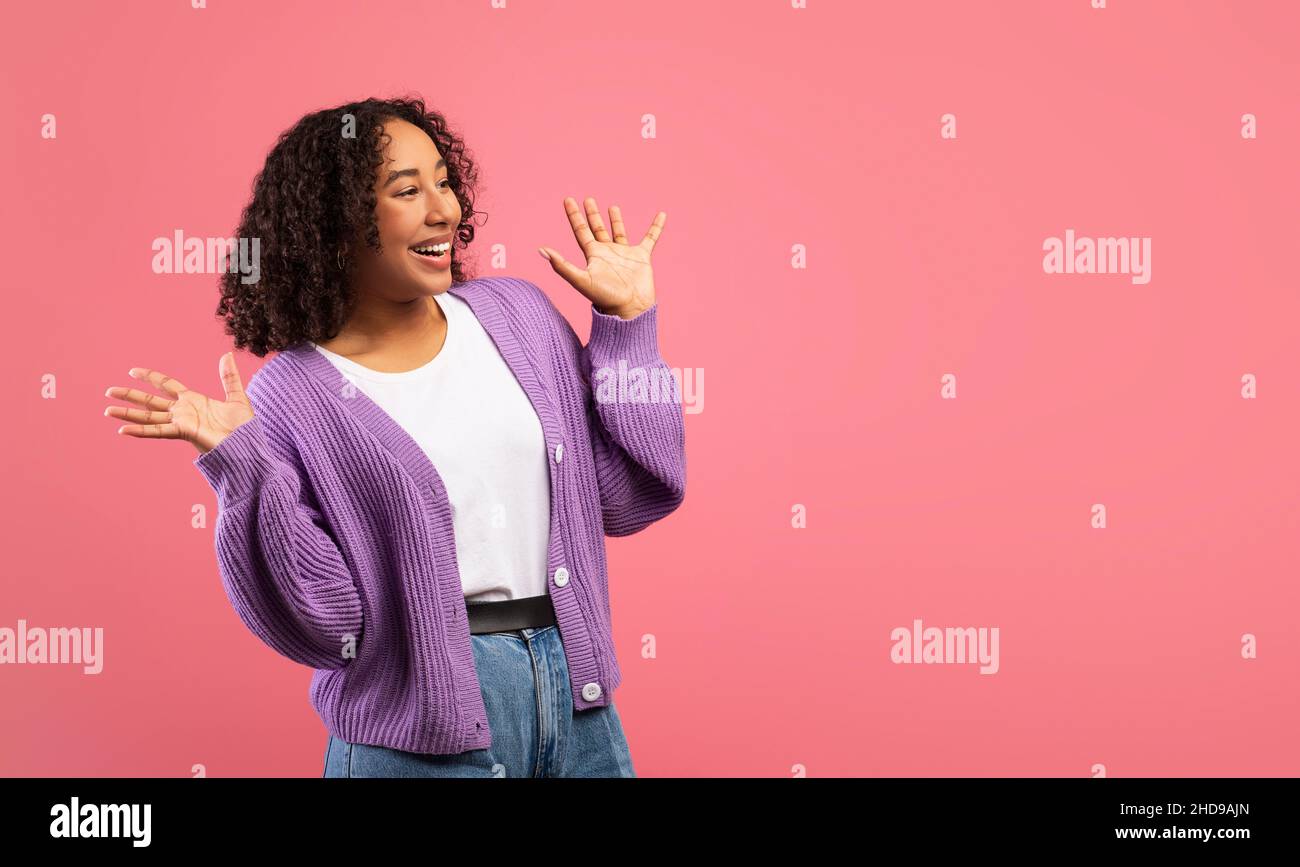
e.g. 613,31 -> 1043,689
102,96 -> 686,778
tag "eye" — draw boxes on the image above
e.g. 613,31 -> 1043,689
399,178 -> 450,197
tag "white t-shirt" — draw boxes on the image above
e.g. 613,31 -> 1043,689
311,290 -> 551,603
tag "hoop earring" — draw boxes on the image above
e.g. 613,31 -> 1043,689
337,249 -> 348,271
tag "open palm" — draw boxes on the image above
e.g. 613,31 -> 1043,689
104,351 -> 254,455
539,196 -> 666,319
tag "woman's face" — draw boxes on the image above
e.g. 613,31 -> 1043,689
349,118 -> 463,299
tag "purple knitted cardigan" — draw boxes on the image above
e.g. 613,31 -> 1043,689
192,276 -> 686,755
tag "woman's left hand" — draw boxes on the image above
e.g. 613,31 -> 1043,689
538,196 -> 666,320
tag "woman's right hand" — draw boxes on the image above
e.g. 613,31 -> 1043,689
104,351 -> 255,455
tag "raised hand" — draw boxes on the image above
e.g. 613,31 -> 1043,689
538,196 -> 666,320
103,351 -> 255,455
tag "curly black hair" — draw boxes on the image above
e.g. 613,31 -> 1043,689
214,95 -> 485,356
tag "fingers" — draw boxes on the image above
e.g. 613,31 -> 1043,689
116,422 -> 184,439
104,378 -> 179,438
128,366 -> 187,397
564,196 -> 597,252
639,211 -> 667,251
561,197 -> 663,252
218,351 -> 247,404
105,405 -> 171,426
609,205 -> 628,244
537,246 -> 591,296
583,197 -> 612,243
104,385 -> 173,412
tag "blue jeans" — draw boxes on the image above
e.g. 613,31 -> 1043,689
322,625 -> 636,778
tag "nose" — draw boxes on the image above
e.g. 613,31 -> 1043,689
425,200 -> 458,227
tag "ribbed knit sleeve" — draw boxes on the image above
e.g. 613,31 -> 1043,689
193,414 -> 364,670
582,302 -> 687,536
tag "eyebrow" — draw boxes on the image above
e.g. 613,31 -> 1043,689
385,158 -> 447,187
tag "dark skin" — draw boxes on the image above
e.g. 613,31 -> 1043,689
102,118 -> 668,455
314,118 -> 462,373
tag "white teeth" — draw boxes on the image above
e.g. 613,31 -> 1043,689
412,242 -> 451,254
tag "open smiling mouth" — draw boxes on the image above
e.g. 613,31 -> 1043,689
410,241 -> 451,259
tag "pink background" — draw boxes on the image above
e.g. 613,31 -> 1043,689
2,0 -> 1297,776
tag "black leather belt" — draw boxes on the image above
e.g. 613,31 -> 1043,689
465,594 -> 558,634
